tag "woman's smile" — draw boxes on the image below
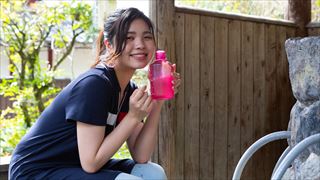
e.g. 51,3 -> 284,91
130,53 -> 148,61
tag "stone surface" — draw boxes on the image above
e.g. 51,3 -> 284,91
282,153 -> 320,180
285,36 -> 320,105
288,101 -> 320,160
285,36 -> 320,180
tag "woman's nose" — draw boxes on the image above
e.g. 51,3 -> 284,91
135,38 -> 145,49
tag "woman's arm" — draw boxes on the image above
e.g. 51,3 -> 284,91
127,101 -> 164,163
127,69 -> 181,163
77,86 -> 153,173
77,113 -> 140,173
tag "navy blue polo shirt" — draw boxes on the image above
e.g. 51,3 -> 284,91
9,66 -> 137,179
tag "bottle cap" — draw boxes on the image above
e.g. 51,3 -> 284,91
155,50 -> 166,61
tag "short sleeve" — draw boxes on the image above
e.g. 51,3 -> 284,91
65,75 -> 112,126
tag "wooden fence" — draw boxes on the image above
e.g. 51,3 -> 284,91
151,3 -> 320,179
308,23 -> 320,36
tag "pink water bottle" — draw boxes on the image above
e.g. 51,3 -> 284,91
149,50 -> 174,100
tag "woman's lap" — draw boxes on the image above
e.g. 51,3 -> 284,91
130,162 -> 167,180
39,167 -> 121,180
24,160 -> 166,180
28,159 -> 135,180
116,162 -> 167,180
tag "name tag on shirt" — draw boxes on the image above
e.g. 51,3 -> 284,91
106,112 -> 117,126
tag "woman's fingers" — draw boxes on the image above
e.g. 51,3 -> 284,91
131,86 -> 147,101
172,63 -> 176,72
137,91 -> 149,106
172,72 -> 181,94
142,96 -> 153,112
130,85 -> 152,111
146,100 -> 154,113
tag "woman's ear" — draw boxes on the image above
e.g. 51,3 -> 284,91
104,39 -> 113,51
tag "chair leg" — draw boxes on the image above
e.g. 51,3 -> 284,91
271,133 -> 320,180
232,131 -> 291,180
272,146 -> 291,176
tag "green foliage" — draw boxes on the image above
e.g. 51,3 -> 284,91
176,0 -> 320,22
0,0 -> 95,157
113,143 -> 132,159
312,0 -> 320,22
132,69 -> 149,88
176,0 -> 287,20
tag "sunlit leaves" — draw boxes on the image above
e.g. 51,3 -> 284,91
176,0 -> 287,20
0,0 -> 95,157
176,0 -> 320,22
313,0 -> 320,22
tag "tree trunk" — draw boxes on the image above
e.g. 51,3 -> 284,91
286,0 -> 311,37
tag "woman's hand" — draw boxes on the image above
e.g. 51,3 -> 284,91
128,86 -> 154,121
172,64 -> 181,95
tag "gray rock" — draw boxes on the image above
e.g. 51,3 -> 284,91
285,36 -> 320,180
285,36 -> 320,105
289,101 -> 320,160
282,153 -> 320,180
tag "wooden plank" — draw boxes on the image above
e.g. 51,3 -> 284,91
213,18 -> 228,180
156,0 -> 176,60
149,0 -> 159,165
227,19 -> 241,180
149,0 -> 157,42
308,27 -> 320,36
252,22 -> 267,180
175,7 -> 297,27
154,1 -> 176,178
277,26 -> 291,132
264,24 -> 278,178
287,0 -> 311,36
158,105 -> 172,178
276,26 -> 295,166
184,13 -> 200,180
172,12 -> 185,180
199,15 -> 215,180
240,21 -> 254,179
150,1 -> 159,162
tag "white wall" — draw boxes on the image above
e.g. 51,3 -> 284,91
0,44 -> 94,80
55,45 -> 95,79
0,45 -> 10,78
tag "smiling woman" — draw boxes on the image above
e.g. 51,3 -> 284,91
9,7 -> 181,180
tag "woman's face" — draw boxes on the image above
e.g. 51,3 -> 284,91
116,18 -> 156,70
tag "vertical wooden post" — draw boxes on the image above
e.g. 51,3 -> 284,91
150,0 -> 176,179
286,0 -> 311,37
96,0 -> 117,28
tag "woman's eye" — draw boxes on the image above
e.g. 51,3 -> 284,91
144,36 -> 153,40
126,36 -> 134,40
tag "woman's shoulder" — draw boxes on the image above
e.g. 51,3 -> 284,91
60,68 -> 113,95
75,68 -> 112,86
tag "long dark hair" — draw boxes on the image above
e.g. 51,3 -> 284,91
92,8 -> 155,67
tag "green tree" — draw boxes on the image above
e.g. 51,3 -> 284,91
312,0 -> 320,22
175,0 -> 287,20
0,0 -> 95,156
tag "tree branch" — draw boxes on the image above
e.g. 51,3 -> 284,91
52,30 -> 83,71
3,21 -> 23,48
4,49 -> 21,78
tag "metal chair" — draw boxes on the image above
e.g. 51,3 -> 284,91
271,133 -> 320,180
232,131 -> 291,180
232,131 -> 320,180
